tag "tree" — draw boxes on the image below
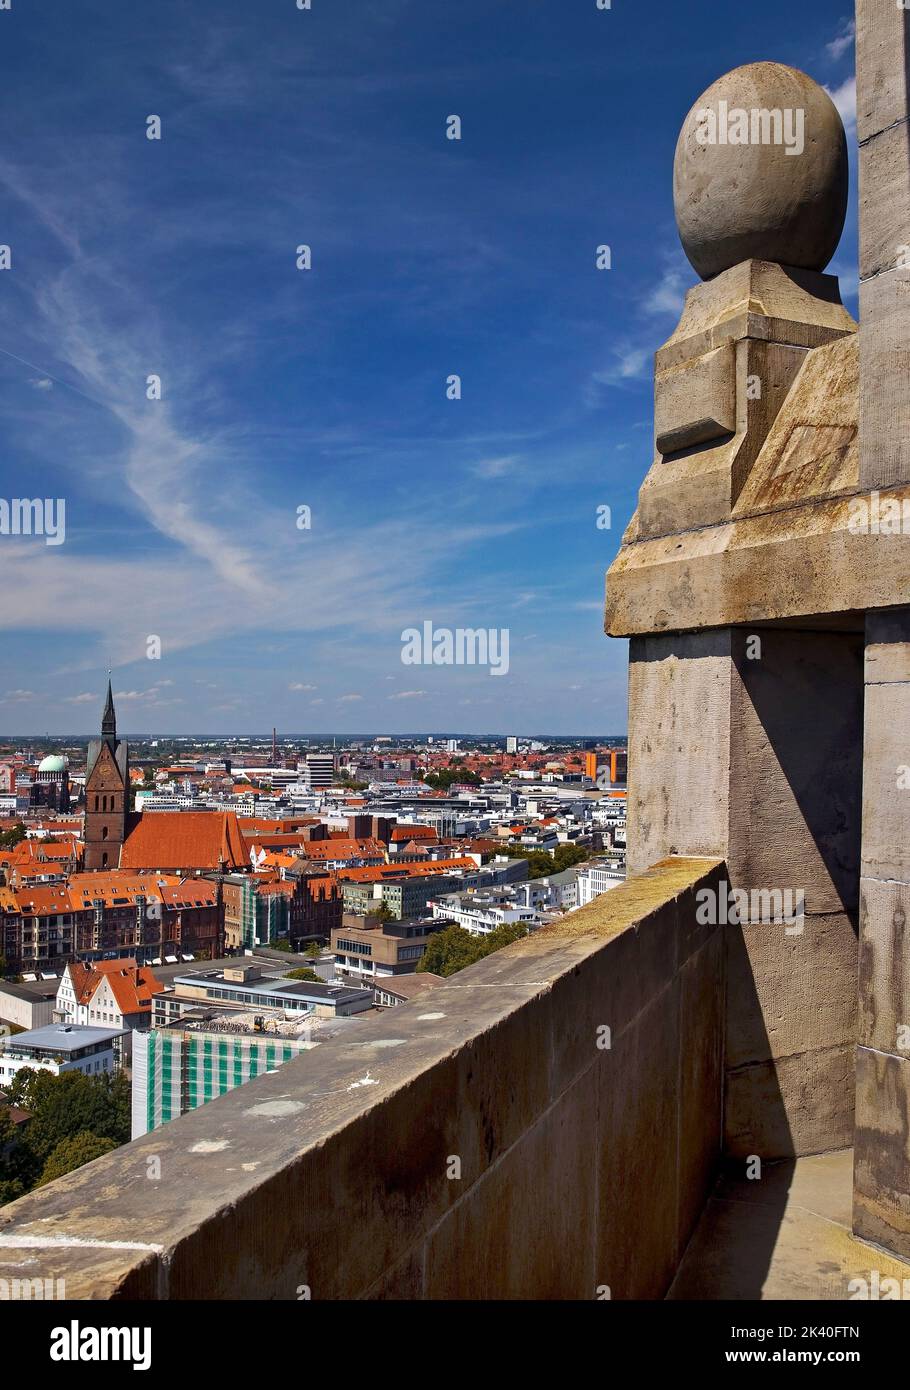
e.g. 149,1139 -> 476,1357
304,942 -> 320,959
284,967 -> 321,982
513,843 -> 589,879
0,1104 -> 38,1205
418,921 -> 531,978
422,768 -> 482,791
0,823 -> 26,850
372,902 -> 395,923
36,1131 -> 117,1187
6,1070 -> 130,1163
269,937 -> 292,952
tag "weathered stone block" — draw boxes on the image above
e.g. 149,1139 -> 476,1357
423,1073 -> 597,1300
859,119 -> 910,282
596,989 -> 681,1298
677,932 -> 724,1253
725,1042 -> 855,1159
859,270 -> 910,489
856,0 -> 910,142
725,913 -> 858,1070
728,626 -> 864,916
626,631 -> 732,875
854,1046 -> 910,1258
858,877 -> 910,1055
861,679 -> 910,882
655,341 -> 736,456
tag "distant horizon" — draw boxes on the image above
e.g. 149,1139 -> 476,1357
0,731 -> 629,744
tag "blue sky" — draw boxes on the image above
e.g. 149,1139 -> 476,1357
0,0 -> 858,735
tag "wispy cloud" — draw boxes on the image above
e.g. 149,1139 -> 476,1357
826,18 -> 855,62
470,454 -> 521,479
826,76 -> 856,134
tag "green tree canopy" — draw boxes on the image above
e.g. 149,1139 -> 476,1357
0,823 -> 27,850
5,1069 -> 130,1163
37,1131 -> 118,1187
284,967 -> 321,982
417,921 -> 531,978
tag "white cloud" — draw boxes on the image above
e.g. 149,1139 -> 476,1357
3,688 -> 36,700
826,76 -> 856,133
289,682 -> 317,691
470,454 -> 521,480
642,267 -> 687,318
388,690 -> 426,700
826,18 -> 855,62
65,692 -> 96,704
339,693 -> 363,702
29,377 -> 53,391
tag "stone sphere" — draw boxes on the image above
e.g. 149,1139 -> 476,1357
673,62 -> 848,279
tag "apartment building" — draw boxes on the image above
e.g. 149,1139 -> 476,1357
0,872 -> 223,975
56,959 -> 163,1035
575,862 -> 627,907
331,912 -> 447,980
0,1023 -> 126,1087
428,891 -> 539,936
132,1011 -> 329,1138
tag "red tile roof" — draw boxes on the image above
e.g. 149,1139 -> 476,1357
66,959 -> 164,1014
390,824 -> 437,843
120,812 -> 248,871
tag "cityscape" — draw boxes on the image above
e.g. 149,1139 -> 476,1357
0,688 -> 628,1147
0,0 -> 908,1360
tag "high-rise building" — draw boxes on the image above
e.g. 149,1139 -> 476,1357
304,753 -> 335,790
506,736 -> 518,754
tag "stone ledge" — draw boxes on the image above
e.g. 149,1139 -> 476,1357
0,857 -> 725,1300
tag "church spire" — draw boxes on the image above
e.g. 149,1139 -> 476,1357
101,678 -> 116,738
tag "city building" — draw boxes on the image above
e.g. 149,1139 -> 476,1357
303,753 -> 334,790
373,972 -> 445,1008
30,755 -> 71,812
428,891 -> 539,936
0,978 -> 56,1031
56,959 -> 164,1037
0,1023 -> 127,1086
131,1010 -> 349,1138
83,683 -> 129,871
154,962 -> 373,1022
220,870 -> 340,951
0,873 -> 223,975
575,862 -> 626,907
331,912 -> 447,979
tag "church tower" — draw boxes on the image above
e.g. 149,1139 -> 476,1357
83,680 -> 130,871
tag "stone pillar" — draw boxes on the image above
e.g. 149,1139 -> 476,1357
857,0 -> 910,487
850,0 -> 910,1258
611,60 -> 867,1164
627,624 -> 862,1158
854,609 -> 910,1256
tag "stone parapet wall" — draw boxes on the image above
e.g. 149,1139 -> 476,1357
0,857 -> 725,1301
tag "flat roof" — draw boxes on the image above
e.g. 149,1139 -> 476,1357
3,1023 -> 128,1052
